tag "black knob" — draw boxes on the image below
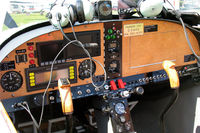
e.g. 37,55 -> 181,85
33,94 -> 43,106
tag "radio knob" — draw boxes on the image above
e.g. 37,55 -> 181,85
120,91 -> 130,98
77,91 -> 82,95
138,79 -> 142,83
33,94 -> 43,106
86,89 -> 91,94
135,86 -> 144,95
104,85 -> 110,90
49,96 -> 55,101
95,88 -> 100,92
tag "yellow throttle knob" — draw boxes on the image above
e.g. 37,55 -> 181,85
162,61 -> 180,89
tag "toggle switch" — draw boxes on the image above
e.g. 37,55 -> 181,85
117,79 -> 126,89
110,80 -> 118,90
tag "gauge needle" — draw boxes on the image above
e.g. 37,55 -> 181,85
9,73 -> 12,80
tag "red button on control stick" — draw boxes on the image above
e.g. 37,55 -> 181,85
110,80 -> 118,90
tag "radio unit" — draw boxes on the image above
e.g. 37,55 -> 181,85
25,61 -> 77,92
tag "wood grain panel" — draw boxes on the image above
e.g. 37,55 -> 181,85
0,23 -> 104,100
122,20 -> 200,77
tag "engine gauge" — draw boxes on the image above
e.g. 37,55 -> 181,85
79,59 -> 96,80
108,42 -> 119,53
115,102 -> 126,115
1,71 -> 23,92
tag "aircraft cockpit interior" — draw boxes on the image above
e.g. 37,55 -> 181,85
1,0 -> 200,133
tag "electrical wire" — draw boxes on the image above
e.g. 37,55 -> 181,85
65,13 -> 78,41
38,39 -> 80,127
57,13 -> 107,89
50,0 -> 58,10
37,38 -> 107,127
160,89 -> 179,133
165,0 -> 200,63
33,9 -> 107,129
17,102 -> 39,129
159,1 -> 197,133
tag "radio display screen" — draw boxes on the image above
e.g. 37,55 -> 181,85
35,68 -> 69,84
36,30 -> 100,66
38,42 -> 63,62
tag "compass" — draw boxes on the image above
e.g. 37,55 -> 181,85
97,1 -> 112,20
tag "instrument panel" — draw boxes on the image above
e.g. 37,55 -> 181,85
0,19 -> 199,102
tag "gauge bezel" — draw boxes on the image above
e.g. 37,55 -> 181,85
0,71 -> 23,92
99,2 -> 112,17
78,59 -> 96,80
114,102 -> 126,115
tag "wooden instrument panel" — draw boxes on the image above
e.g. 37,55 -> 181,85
0,19 -> 199,100
122,20 -> 200,77
0,23 -> 104,100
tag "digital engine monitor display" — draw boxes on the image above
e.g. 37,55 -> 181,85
25,62 -> 77,91
35,68 -> 69,84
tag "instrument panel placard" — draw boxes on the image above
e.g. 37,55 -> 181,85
124,23 -> 144,37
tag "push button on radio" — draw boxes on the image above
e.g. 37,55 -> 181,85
70,76 -> 75,79
69,66 -> 74,70
30,79 -> 35,83
70,69 -> 74,73
29,76 -> 34,80
29,73 -> 34,76
30,83 -> 36,87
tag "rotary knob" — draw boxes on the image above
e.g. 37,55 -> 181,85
135,86 -> 144,95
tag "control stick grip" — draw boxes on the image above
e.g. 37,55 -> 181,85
58,78 -> 73,115
162,60 -> 180,89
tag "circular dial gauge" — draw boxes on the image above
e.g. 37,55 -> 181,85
79,59 -> 96,80
99,2 -> 112,16
115,102 -> 126,115
108,42 -> 119,53
1,71 -> 23,92
108,60 -> 119,73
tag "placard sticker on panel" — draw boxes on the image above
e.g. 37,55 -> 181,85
124,23 -> 144,37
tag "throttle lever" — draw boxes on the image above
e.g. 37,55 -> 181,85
162,60 -> 180,89
161,60 -> 180,133
58,78 -> 73,115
